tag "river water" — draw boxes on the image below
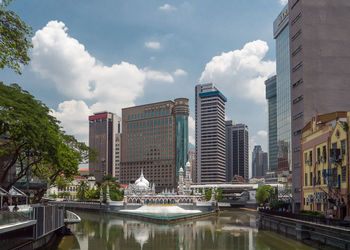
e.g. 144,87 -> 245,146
54,209 -> 314,250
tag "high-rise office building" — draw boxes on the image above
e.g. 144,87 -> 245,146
188,147 -> 196,183
252,145 -> 268,178
89,112 -> 120,181
274,4 -> 292,176
226,121 -> 249,181
288,0 -> 350,210
195,83 -> 226,183
265,76 -> 278,174
120,99 -> 189,190
115,133 -> 121,182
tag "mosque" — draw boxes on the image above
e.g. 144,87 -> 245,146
122,161 -> 214,206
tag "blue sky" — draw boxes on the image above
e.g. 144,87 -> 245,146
1,0 -> 287,171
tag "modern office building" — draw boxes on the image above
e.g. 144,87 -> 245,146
226,121 -> 249,181
188,147 -> 196,183
274,4 -> 292,176
265,76 -> 278,174
89,112 -> 120,181
115,133 -> 121,182
288,0 -> 350,210
120,99 -> 189,190
195,83 -> 226,183
252,145 -> 268,178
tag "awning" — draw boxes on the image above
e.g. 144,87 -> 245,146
8,187 -> 27,197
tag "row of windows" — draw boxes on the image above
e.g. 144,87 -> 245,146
128,109 -> 170,120
305,167 -> 347,187
127,118 -> 173,129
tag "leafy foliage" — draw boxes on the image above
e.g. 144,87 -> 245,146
205,189 -> 212,201
76,181 -> 89,201
0,1 -> 33,74
216,188 -> 223,201
255,185 -> 275,205
0,83 -> 96,196
270,200 -> 287,210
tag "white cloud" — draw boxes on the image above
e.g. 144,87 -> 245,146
32,21 -> 172,142
145,69 -> 174,83
144,41 -> 161,50
159,4 -> 177,11
257,130 -> 267,137
51,100 -> 92,143
188,116 -> 195,145
200,40 -> 276,103
279,0 -> 288,6
173,69 -> 187,77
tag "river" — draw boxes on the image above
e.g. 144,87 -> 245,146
54,209 -> 314,250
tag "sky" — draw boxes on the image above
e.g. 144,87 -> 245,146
1,0 -> 287,173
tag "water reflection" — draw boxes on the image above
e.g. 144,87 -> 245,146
55,210 -> 314,250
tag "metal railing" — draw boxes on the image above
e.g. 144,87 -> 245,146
259,209 -> 350,228
30,205 -> 65,239
64,210 -> 81,224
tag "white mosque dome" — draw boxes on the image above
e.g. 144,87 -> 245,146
179,167 -> 184,173
135,170 -> 149,188
186,161 -> 191,167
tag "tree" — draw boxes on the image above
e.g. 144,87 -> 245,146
255,185 -> 275,205
0,0 -> 33,74
0,82 -> 96,195
216,188 -> 223,201
76,181 -> 89,201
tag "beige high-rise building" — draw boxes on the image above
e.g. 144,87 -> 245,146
120,99 -> 189,190
287,0 -> 350,210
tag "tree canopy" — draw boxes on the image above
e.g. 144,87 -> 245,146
255,184 -> 275,205
0,0 -> 33,74
0,82 -> 96,192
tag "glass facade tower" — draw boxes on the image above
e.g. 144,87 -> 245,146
274,5 -> 291,174
174,98 -> 189,176
265,75 -> 277,173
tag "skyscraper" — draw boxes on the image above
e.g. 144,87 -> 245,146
265,75 -> 277,174
288,0 -> 350,210
120,99 -> 189,190
195,83 -> 226,183
188,147 -> 196,183
252,145 -> 268,178
226,121 -> 249,181
89,112 -> 120,181
274,4 -> 292,176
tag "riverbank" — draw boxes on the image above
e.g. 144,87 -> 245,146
259,210 -> 350,249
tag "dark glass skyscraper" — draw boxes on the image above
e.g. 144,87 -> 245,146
265,76 -> 277,173
226,121 -> 249,181
174,98 -> 189,177
274,4 -> 291,175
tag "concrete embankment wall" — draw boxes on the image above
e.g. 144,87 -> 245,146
259,212 -> 350,249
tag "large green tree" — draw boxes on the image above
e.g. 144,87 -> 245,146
0,82 -> 96,194
255,184 -> 275,205
0,0 -> 32,74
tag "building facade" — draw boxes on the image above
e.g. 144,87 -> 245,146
288,0 -> 350,210
89,112 -> 120,181
120,99 -> 189,190
226,122 -> 249,181
115,133 -> 121,182
265,76 -> 278,174
195,83 -> 227,183
274,4 -> 292,177
301,112 -> 349,219
188,147 -> 196,183
252,145 -> 268,178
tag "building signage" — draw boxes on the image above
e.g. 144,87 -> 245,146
278,7 -> 289,26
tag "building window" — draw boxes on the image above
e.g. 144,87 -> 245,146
322,146 -> 327,161
341,139 -> 346,155
294,146 -> 300,152
342,166 -> 346,182
292,62 -> 303,72
292,45 -> 302,57
305,173 -> 308,186
291,12 -> 302,25
293,95 -> 303,104
293,112 -> 303,120
292,78 -> 303,88
292,29 -> 302,41
293,129 -> 302,136
310,172 -> 313,186
309,150 -> 312,165
317,203 -> 321,211
317,171 -> 321,185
